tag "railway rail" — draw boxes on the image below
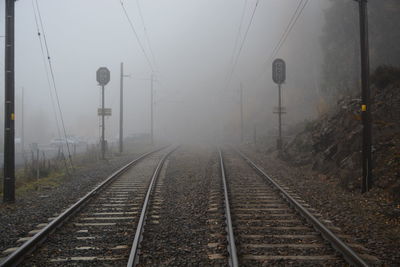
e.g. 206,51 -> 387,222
218,147 -> 370,266
1,146 -> 377,266
0,145 -> 176,267
127,146 -> 178,266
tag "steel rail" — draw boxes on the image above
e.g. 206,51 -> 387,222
0,146 -> 168,267
218,148 -> 239,267
233,147 -> 369,267
127,145 -> 179,267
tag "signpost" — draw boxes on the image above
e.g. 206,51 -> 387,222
96,67 -> 110,159
97,108 -> 112,116
272,58 -> 286,150
97,67 -> 110,85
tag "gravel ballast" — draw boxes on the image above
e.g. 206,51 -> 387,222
137,145 -> 228,266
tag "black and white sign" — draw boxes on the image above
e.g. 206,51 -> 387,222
96,67 -> 110,86
272,59 -> 286,84
98,108 -> 112,116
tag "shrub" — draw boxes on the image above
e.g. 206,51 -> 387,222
371,65 -> 400,89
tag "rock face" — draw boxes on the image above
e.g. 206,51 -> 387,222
282,83 -> 400,199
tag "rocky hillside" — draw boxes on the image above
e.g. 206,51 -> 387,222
282,67 -> 400,200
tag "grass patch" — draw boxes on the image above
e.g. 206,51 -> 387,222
16,170 -> 66,196
0,143 -> 151,199
0,150 -> 96,198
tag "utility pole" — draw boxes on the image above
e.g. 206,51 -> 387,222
253,124 -> 257,145
3,0 -> 15,203
21,87 -> 25,155
240,83 -> 244,143
357,0 -> 372,193
150,73 -> 154,145
119,62 -> 124,153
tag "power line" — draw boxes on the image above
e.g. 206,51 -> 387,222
136,0 -> 158,69
267,0 -> 304,61
225,0 -> 260,90
227,0 -> 248,72
31,0 -> 62,140
270,0 -> 309,60
35,0 -> 74,170
273,0 -> 308,57
119,0 -> 154,73
248,0 -> 309,83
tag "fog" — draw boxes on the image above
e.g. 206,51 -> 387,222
0,0 -> 332,147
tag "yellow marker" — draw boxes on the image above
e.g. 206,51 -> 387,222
11,113 -> 15,120
361,105 -> 367,112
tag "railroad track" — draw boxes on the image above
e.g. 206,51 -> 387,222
218,147 -> 371,267
1,146 -> 177,267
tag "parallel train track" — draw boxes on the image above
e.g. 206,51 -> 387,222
1,146 -> 375,266
218,147 -> 370,266
1,146 -> 176,267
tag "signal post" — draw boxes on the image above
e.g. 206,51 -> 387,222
272,58 -> 286,151
96,67 -> 111,159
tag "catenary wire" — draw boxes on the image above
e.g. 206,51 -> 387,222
31,0 -> 62,141
136,0 -> 158,70
270,0 -> 309,59
35,0 -> 74,170
225,0 -> 260,90
268,0 -> 305,61
227,0 -> 248,75
32,0 -> 71,173
119,0 -> 155,73
246,0 -> 309,83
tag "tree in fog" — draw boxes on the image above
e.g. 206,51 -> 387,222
320,0 -> 400,99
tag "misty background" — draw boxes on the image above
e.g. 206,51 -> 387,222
0,0 -> 398,149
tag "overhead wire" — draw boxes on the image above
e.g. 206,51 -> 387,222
269,0 -> 309,60
119,0 -> 155,73
248,0 -> 309,83
34,0 -> 74,170
31,0 -> 62,141
136,0 -> 158,70
225,0 -> 260,90
227,0 -> 248,73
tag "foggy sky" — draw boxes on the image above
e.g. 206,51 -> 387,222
0,0 -> 331,145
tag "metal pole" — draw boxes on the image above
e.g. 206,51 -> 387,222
3,0 -> 15,203
21,87 -> 25,154
358,0 -> 372,193
277,83 -> 282,150
36,149 -> 40,180
240,83 -> 243,143
101,85 -> 105,159
150,73 -> 154,145
253,124 -> 257,145
119,62 -> 123,153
